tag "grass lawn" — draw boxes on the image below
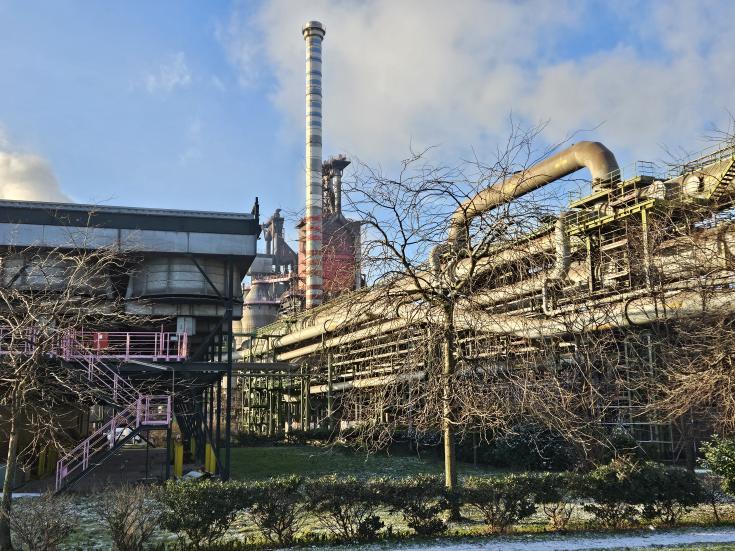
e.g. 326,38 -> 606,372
229,444 -> 505,480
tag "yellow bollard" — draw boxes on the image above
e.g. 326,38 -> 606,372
210,444 -> 218,474
174,441 -> 184,477
204,442 -> 214,473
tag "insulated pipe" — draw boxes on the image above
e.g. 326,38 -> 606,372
310,371 -> 425,393
448,141 -> 619,243
260,219 -> 734,354
277,318 -> 410,361
549,216 -> 571,281
452,284 -> 735,339
303,21 -> 326,308
328,155 -> 350,214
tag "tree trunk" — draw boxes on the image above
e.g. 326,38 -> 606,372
0,413 -> 18,551
682,418 -> 697,472
441,316 -> 460,520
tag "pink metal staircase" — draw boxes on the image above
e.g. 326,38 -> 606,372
0,328 -> 187,490
50,330 -> 188,492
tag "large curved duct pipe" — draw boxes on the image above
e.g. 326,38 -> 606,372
448,141 -> 619,243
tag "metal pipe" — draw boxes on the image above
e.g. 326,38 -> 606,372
277,318 -> 409,361
310,370 -> 425,393
448,141 -> 619,243
549,216 -> 570,280
303,20 -> 326,308
248,219 -> 735,358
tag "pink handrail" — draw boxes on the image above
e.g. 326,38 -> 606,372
0,327 -> 180,491
0,328 -> 189,361
55,394 -> 171,491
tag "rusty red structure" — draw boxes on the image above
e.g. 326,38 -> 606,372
297,155 -> 361,301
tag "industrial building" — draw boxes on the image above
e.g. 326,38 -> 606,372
3,16 -> 735,493
234,21 -> 735,464
0,199 -> 259,490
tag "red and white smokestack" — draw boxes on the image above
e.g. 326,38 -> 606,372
303,20 -> 325,309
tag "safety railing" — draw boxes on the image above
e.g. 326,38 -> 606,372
668,143 -> 735,177
0,326 -> 180,491
62,330 -> 188,361
55,394 -> 171,491
568,161 -> 665,204
0,328 -> 188,362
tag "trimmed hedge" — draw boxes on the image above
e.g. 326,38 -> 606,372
304,475 -> 384,541
246,475 -> 306,545
580,458 -> 702,528
157,480 -> 249,549
151,461 -> 703,546
461,473 -> 539,533
376,474 -> 447,536
26,459 -> 693,549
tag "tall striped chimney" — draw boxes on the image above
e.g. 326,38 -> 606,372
303,20 -> 325,309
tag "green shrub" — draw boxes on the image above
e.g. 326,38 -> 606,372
304,475 -> 384,541
579,458 -> 641,528
603,427 -> 646,462
700,472 -> 729,522
535,471 -> 582,531
461,474 -> 539,534
158,480 -> 248,549
246,475 -> 306,545
150,541 -> 251,551
703,436 -> 735,495
635,462 -> 702,525
375,474 -> 447,536
482,425 -> 580,471
579,458 -> 702,528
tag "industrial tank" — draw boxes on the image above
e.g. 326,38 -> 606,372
240,277 -> 287,334
0,253 -> 111,295
127,256 -> 233,299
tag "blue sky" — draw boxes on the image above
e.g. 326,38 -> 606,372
0,1 -> 292,216
0,0 -> 733,234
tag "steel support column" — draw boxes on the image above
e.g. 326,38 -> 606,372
224,257 -> 234,480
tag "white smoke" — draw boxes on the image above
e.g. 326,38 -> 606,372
0,134 -> 69,202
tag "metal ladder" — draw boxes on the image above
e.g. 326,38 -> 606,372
709,158 -> 735,204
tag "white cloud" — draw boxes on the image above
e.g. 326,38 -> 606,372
216,4 -> 262,88
223,0 -> 735,167
0,136 -> 69,202
145,52 -> 192,94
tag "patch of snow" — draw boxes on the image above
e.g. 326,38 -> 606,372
316,528 -> 735,551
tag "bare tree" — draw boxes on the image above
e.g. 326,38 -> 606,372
0,493 -> 78,551
333,122 -> 574,501
98,484 -> 161,551
0,239 -> 151,550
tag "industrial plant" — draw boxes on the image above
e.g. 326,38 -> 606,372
2,17 -> 735,503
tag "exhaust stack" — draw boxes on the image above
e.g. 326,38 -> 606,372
303,21 -> 326,308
